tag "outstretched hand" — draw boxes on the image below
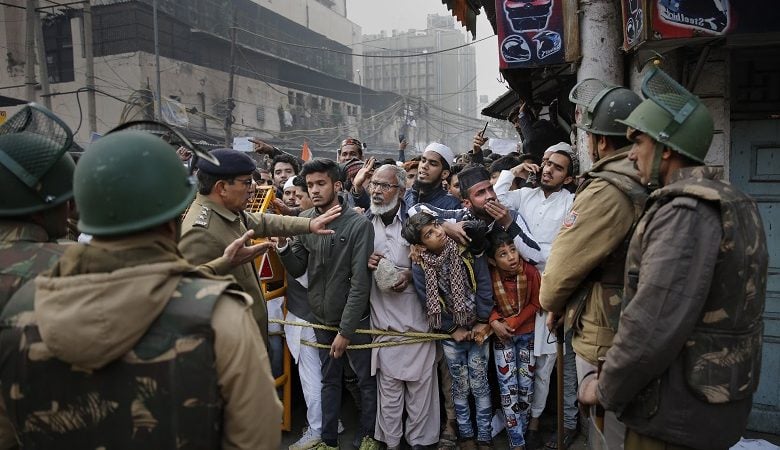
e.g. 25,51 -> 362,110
352,157 -> 376,194
310,205 -> 342,234
250,138 -> 275,156
511,162 -> 540,180
473,133 -> 487,153
222,230 -> 274,267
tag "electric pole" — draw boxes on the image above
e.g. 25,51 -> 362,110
33,0 -> 51,109
25,0 -> 37,102
224,12 -> 237,146
153,0 -> 162,121
356,69 -> 363,139
84,0 -> 96,133
575,0 -> 623,172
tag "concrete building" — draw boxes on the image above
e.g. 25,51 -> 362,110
0,0 -> 399,159
361,14 -> 478,155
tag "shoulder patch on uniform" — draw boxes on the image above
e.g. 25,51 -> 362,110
563,210 -> 578,228
193,205 -> 211,228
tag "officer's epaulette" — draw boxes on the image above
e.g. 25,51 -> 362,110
193,205 -> 211,228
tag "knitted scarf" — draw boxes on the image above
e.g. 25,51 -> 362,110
491,261 -> 530,318
420,237 -> 471,329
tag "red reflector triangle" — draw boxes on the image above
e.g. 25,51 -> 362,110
258,254 -> 274,280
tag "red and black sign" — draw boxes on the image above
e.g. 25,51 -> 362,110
496,0 -> 566,68
621,0 -> 780,50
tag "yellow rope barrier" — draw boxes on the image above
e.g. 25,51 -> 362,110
269,318 -> 452,349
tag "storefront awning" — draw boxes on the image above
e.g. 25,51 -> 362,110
441,0 -> 481,39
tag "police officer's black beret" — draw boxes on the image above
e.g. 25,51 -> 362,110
196,148 -> 256,175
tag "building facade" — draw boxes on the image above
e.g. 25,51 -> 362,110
0,0 -> 399,158
361,14 -> 478,155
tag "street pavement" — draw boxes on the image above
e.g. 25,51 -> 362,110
280,387 -> 588,449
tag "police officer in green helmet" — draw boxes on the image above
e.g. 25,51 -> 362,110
0,104 -> 76,311
573,80 -> 642,164
540,80 -> 645,449
0,129 -> 283,448
579,68 -> 768,450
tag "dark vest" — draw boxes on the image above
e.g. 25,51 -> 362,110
625,170 -> 767,406
0,275 -> 232,449
0,241 -> 64,313
565,168 -> 648,337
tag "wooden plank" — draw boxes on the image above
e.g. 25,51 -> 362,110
563,0 -> 580,62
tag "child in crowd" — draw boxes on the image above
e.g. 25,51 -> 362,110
486,230 -> 541,450
402,211 -> 495,449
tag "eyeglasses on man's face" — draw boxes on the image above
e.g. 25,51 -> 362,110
369,181 -> 399,192
231,177 -> 255,187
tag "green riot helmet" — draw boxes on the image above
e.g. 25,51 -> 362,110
0,104 -> 75,217
569,78 -> 642,136
618,67 -> 713,189
74,130 -> 196,236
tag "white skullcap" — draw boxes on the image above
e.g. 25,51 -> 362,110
283,177 -> 296,190
424,142 -> 455,167
544,142 -> 573,157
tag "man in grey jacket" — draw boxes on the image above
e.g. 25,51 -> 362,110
277,158 -> 379,450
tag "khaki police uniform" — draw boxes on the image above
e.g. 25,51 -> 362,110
180,193 -> 311,346
540,150 -> 645,366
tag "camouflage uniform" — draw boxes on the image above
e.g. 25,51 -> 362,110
597,166 -> 768,449
0,221 -> 66,313
0,236 -> 282,449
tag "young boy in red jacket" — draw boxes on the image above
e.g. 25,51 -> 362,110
487,230 -> 541,450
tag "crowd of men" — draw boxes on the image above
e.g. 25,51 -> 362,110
0,66 -> 768,450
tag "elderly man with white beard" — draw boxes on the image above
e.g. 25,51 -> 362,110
366,164 -> 440,450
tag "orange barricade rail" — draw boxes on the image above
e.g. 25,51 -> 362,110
246,186 -> 292,431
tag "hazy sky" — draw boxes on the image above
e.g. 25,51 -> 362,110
345,0 -> 508,104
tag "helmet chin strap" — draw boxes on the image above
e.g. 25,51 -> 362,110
647,141 -> 665,191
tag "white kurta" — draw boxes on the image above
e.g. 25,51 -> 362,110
369,210 -> 437,381
370,209 -> 440,447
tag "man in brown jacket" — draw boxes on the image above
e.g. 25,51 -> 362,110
180,148 -> 340,346
540,80 -> 643,449
579,68 -> 768,450
0,131 -> 283,449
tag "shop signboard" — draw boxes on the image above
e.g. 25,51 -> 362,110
496,0 -> 579,69
621,1 -> 780,50
621,0 -> 647,51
